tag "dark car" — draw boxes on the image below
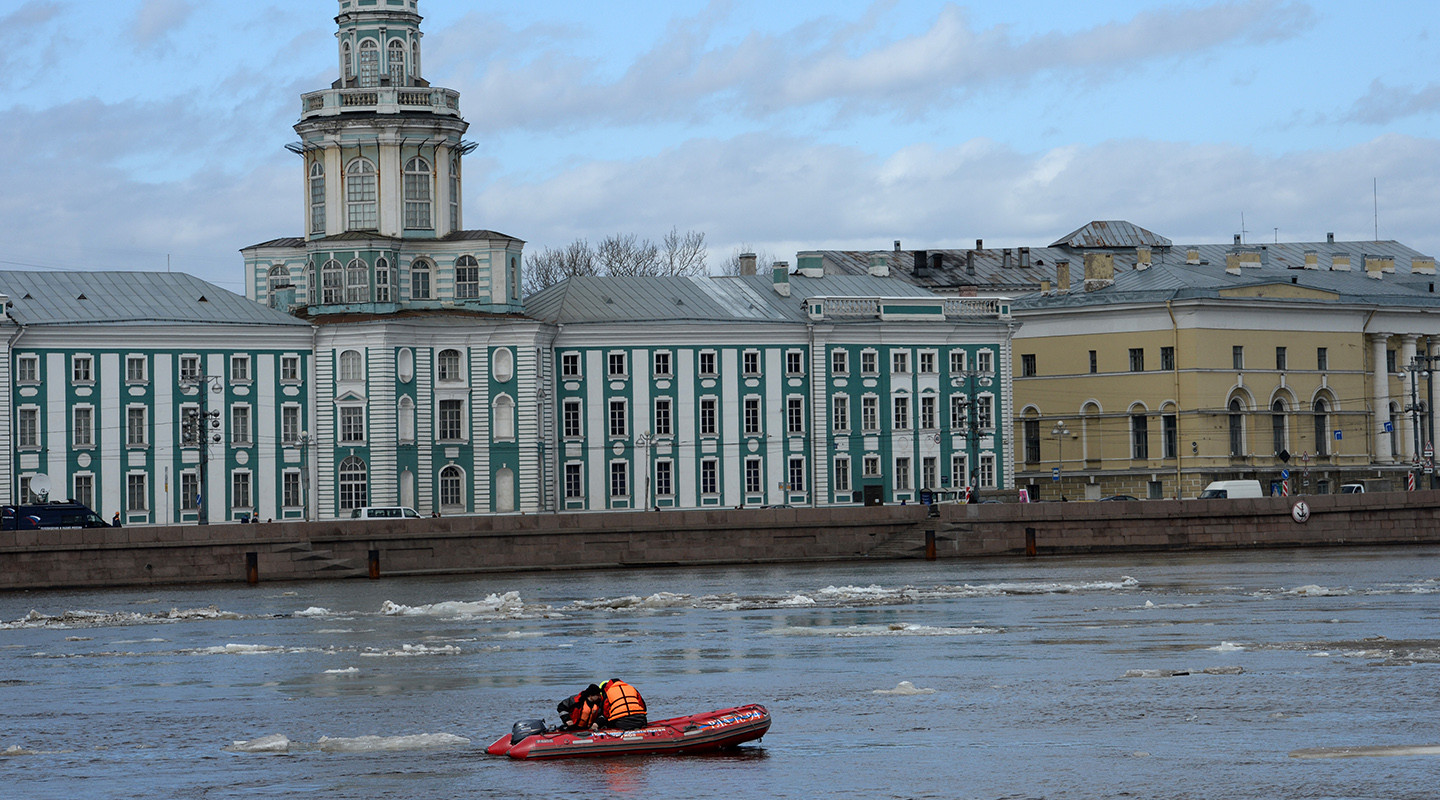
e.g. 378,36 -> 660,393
2,502 -> 113,530
1097,495 -> 1140,502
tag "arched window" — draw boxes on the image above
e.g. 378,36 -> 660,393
321,259 -> 343,304
437,349 -> 462,381
1316,398 -> 1331,458
306,260 -> 317,304
411,258 -> 432,300
403,157 -> 431,229
387,40 -> 406,85
1271,399 -> 1288,454
439,465 -> 463,509
267,265 -> 289,295
309,161 -> 325,235
342,41 -> 353,81
346,158 -> 377,230
455,255 -> 480,299
339,350 -> 363,382
492,347 -> 514,383
398,396 -> 416,443
338,456 -> 368,510
1130,406 -> 1149,460
1229,398 -> 1245,456
345,258 -> 368,303
411,40 -> 421,78
494,394 -> 516,441
357,39 -> 379,87
375,257 -> 391,302
449,156 -> 460,231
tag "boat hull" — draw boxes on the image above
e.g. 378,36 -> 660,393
487,704 -> 770,760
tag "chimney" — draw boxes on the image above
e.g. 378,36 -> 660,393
1002,248 -> 1012,269
1136,246 -> 1152,270
772,262 -> 791,296
975,238 -> 983,250
1411,257 -> 1436,275
1040,278 -> 1051,293
1056,259 -> 1071,292
1304,250 -> 1319,269
1083,252 -> 1114,291
739,252 -> 757,276
1019,247 -> 1031,268
1364,254 -> 1394,277
1234,234 -> 1242,245
1326,232 -> 1335,243
965,251 -> 975,276
797,253 -> 824,278
894,240 -> 901,252
931,253 -> 943,275
1225,254 -> 1242,275
1331,252 -> 1351,271
1186,247 -> 1200,265
913,250 -> 928,277
868,254 -> 890,277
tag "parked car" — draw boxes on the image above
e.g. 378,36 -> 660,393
1,502 -> 113,530
349,506 -> 422,520
1097,495 -> 1140,502
1198,480 -> 1264,499
1340,483 -> 1366,494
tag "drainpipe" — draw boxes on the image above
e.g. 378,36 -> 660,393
807,321 -> 817,508
1167,301 -> 1181,497
550,323 -> 563,512
6,323 -> 25,505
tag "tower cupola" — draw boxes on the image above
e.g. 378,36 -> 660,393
335,0 -> 425,90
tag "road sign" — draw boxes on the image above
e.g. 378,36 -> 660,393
1426,442 -> 1434,459
1384,421 -> 1394,433
1334,430 -> 1343,440
1052,468 -> 1060,481
1281,469 -> 1290,480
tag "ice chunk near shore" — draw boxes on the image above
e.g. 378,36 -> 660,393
874,680 -> 936,695
1208,641 -> 1246,652
226,734 -> 291,753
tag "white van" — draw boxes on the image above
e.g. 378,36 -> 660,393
1339,483 -> 1366,494
349,506 -> 422,519
1198,480 -> 1264,499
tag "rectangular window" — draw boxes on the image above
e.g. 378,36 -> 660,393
1163,413 -> 1178,459
893,395 -> 910,430
73,356 -> 93,383
787,397 -> 804,434
920,395 -> 937,430
438,399 -> 463,440
455,262 -> 479,299
282,405 -> 301,444
609,462 -> 629,499
1132,414 -> 1149,459
863,455 -> 881,477
976,395 -> 994,430
231,355 -> 251,382
862,396 -> 879,432
788,457 -> 805,493
699,397 -> 718,436
834,457 -> 851,492
700,351 -> 718,377
786,350 -> 804,376
976,351 -> 993,373
17,355 -> 38,383
561,352 -> 581,378
744,397 -> 761,435
892,351 -> 910,374
861,350 -> 878,375
655,460 -> 674,497
895,457 -> 911,491
608,352 -> 628,378
831,350 -> 848,375
979,454 -> 996,488
339,406 -> 365,443
919,351 -> 937,374
230,406 -> 251,445
1317,347 -> 1328,371
1024,419 -> 1040,463
127,474 -> 148,512
565,463 -> 584,498
1386,349 -> 1397,374
127,407 -> 147,447
73,474 -> 94,511
233,472 -> 252,509
126,355 -> 146,382
1276,346 -> 1287,371
608,399 -> 628,438
655,398 -> 673,436
1129,348 -> 1144,372
283,471 -> 302,508
700,459 -> 718,495
563,399 -> 583,438
18,408 -> 38,448
832,395 -> 849,432
1233,346 -> 1245,370
744,459 -> 762,493
281,355 -> 301,382
951,395 -> 968,431
181,472 -> 199,510
180,356 -> 200,381
922,456 -> 937,491
742,350 -> 760,376
949,351 -> 966,373
74,407 -> 94,447
953,454 -> 970,487
653,351 -> 671,378
1021,354 -> 1036,377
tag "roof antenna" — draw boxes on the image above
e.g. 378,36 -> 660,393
1373,178 -> 1379,241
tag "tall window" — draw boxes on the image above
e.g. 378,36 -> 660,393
563,399 -> 583,438
1271,400 -> 1287,453
979,454 -> 996,488
832,396 -> 849,432
831,350 -> 848,375
375,258 -> 391,302
920,395 -> 937,430
17,408 -> 37,447
787,457 -> 805,492
345,258 -> 368,303
1317,347 -> 1328,371
701,459 -> 718,495
455,255 -> 480,298
1228,398 -> 1245,455
387,39 -> 406,85
439,466 -> 463,508
342,40 -> 353,81
232,472 -> 252,510
340,406 -> 365,443
609,462 -> 629,499
73,407 -> 93,447
282,405 -> 301,444
346,158 -> 378,230
1024,419 -> 1040,463
895,457 -> 911,491
1131,412 -> 1148,459
787,397 -> 804,434
565,463 -> 584,498
1089,350 -> 1097,373
309,161 -> 325,234
1313,398 -> 1329,457
1233,346 -> 1245,370
1163,413 -> 1178,459
493,395 -> 515,440
438,349 -> 462,381
449,157 -> 461,231
744,459 -> 762,494
439,399 -> 464,440
609,399 -> 628,438
699,398 -> 717,436
181,472 -> 199,510
893,395 -> 910,430
922,457 -> 937,490
655,398 -> 673,436
357,39 -> 379,87
411,259 -> 432,300
127,407 -> 147,447
655,461 -> 674,497
862,396 -> 879,431
322,259 -> 343,303
1276,347 -> 1287,371
1129,348 -> 1145,372
339,350 -> 363,381
976,395 -> 994,429
1160,346 -> 1174,371
231,406 -> 251,445
951,395 -> 968,431
403,157 -> 432,229
744,397 -> 761,435
834,456 -> 851,493
74,474 -> 94,510
127,474 -> 148,512
339,457 -> 368,510
283,472 -> 302,508
73,356 -> 93,383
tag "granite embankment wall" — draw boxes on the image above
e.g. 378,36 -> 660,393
2,492 -> 1437,590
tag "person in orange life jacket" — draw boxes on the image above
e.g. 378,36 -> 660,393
556,684 -> 603,731
597,678 -> 647,730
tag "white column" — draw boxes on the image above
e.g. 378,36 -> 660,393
1399,334 -> 1420,462
1371,334 -> 1393,463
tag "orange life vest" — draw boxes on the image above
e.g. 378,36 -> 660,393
600,679 -> 646,720
562,692 -> 601,729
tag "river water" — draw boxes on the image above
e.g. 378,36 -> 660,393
1,546 -> 1437,799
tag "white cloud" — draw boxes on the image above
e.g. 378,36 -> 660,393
1348,79 -> 1440,125
129,0 -> 195,51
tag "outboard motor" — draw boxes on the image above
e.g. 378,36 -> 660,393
510,719 -> 548,745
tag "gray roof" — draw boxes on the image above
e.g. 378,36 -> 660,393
1049,220 -> 1173,249
0,271 -> 310,327
243,229 -> 523,251
525,273 -> 936,324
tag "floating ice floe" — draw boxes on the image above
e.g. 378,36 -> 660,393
1208,641 -> 1246,652
226,734 -> 291,753
225,733 -> 470,754
323,667 -> 360,674
1290,744 -> 1440,759
1123,666 -> 1244,678
380,592 -> 525,619
359,643 -> 461,657
0,605 -> 243,630
874,680 -> 936,695
295,607 -> 332,617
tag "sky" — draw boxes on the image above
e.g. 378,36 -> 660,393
0,0 -> 1437,293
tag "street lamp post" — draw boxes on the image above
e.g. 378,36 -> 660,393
181,374 -> 224,524
299,430 -> 311,521
1051,420 -> 1071,499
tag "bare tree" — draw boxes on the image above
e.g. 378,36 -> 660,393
660,227 -> 708,276
523,238 -> 598,295
597,233 -> 660,277
718,245 -> 776,276
524,228 -> 712,295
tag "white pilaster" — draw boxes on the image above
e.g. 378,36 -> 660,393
1371,334 -> 1393,463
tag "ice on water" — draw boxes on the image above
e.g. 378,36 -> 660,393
225,733 -> 470,754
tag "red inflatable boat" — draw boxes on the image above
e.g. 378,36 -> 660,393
486,704 -> 770,759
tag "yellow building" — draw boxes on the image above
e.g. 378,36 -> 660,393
1010,223 -> 1440,499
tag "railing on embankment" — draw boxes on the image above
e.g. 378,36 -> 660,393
2,493 -> 1437,590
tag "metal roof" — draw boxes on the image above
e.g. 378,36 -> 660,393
0,271 -> 311,327
1049,220 -> 1173,249
525,273 -> 936,325
242,229 -> 523,251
